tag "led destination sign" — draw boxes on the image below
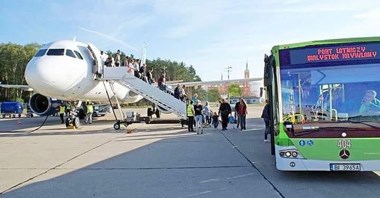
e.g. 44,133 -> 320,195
286,43 -> 380,65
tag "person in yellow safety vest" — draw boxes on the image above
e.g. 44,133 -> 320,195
65,103 -> 71,116
85,102 -> 94,124
59,104 -> 66,124
186,99 -> 195,132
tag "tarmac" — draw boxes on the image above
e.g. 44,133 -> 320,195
1,105 -> 380,198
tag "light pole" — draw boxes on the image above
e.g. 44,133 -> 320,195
225,66 -> 232,103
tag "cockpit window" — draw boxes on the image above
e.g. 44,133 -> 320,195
34,49 -> 47,57
65,49 -> 76,58
74,51 -> 83,60
47,49 -> 64,56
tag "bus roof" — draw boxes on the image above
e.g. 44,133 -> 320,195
272,36 -> 380,51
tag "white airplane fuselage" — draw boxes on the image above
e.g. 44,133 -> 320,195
24,40 -> 143,115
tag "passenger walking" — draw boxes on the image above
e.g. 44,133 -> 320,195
114,50 -> 121,67
157,73 -> 166,91
234,100 -> 241,129
100,51 -> 108,65
105,55 -> 113,67
261,100 -> 271,142
174,84 -> 181,99
179,85 -> 186,102
212,112 -> 219,128
85,102 -> 94,124
218,98 -> 231,130
194,100 -> 203,134
191,93 -> 198,103
237,98 -> 248,131
146,68 -> 154,84
139,64 -> 147,82
203,101 -> 211,125
186,99 -> 195,132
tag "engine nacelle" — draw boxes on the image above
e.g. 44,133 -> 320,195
29,93 -> 62,116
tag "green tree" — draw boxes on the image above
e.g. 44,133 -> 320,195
228,83 -> 242,97
207,88 -> 221,102
194,88 -> 208,101
146,59 -> 202,82
0,43 -> 39,101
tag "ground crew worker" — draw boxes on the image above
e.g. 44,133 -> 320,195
59,104 -> 65,124
85,102 -> 94,124
65,103 -> 71,116
186,99 -> 195,132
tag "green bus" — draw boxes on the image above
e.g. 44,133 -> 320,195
264,37 -> 380,171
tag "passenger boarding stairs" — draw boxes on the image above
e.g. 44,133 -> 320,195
101,67 -> 186,119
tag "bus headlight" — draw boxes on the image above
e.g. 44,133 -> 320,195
278,149 -> 303,159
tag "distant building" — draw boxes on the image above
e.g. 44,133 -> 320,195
205,61 -> 263,102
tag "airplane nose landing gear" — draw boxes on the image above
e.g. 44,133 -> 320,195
65,111 -> 80,129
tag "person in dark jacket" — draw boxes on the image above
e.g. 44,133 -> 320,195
234,100 -> 240,128
218,98 -> 231,130
261,100 -> 271,142
174,84 -> 180,99
237,98 -> 248,131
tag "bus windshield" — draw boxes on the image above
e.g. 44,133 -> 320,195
280,63 -> 380,138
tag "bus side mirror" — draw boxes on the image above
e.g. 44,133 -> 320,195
264,54 -> 274,86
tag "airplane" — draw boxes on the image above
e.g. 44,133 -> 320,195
1,40 -> 144,127
0,39 -> 263,129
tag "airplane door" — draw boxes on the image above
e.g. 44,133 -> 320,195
87,43 -> 103,76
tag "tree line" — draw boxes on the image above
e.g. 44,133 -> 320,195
0,42 -> 232,104
0,43 -> 40,103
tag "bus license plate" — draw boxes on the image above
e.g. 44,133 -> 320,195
330,163 -> 361,171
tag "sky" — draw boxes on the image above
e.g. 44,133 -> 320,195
1,0 -> 380,81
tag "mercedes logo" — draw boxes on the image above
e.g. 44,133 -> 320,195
339,149 -> 350,159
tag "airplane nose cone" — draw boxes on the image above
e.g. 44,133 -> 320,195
25,57 -> 71,95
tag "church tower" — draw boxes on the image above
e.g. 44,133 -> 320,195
244,61 -> 250,79
243,61 -> 251,96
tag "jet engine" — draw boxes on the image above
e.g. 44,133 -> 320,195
29,93 -> 62,116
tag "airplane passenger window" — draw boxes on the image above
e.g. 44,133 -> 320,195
47,49 -> 64,56
34,49 -> 47,57
65,49 -> 77,58
74,51 -> 83,59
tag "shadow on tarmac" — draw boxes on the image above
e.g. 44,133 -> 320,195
1,118 -> 380,198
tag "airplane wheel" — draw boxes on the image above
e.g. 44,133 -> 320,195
65,118 -> 70,127
145,117 -> 151,124
114,123 -> 121,130
73,117 -> 80,128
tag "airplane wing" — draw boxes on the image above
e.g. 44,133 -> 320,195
166,77 -> 263,87
0,83 -> 33,91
